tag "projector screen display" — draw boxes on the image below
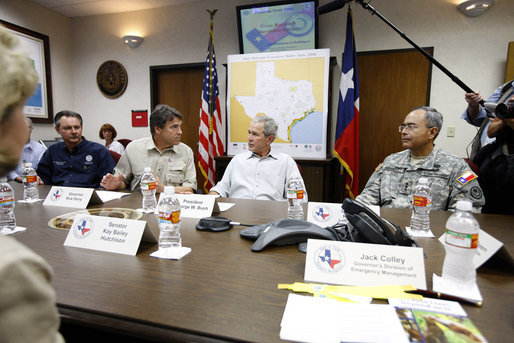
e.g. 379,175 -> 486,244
237,0 -> 318,54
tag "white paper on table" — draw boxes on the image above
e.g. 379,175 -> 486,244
406,226 -> 435,238
95,190 -> 131,203
150,247 -> 191,260
432,274 -> 483,304
1,226 -> 27,235
217,202 -> 235,212
280,294 -> 408,343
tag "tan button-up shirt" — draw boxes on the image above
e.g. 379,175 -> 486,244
115,137 -> 197,191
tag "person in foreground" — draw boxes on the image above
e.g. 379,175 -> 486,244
462,80 -> 513,160
356,106 -> 485,212
37,110 -> 115,188
0,24 -> 64,343
101,104 -> 196,193
8,117 -> 46,182
209,115 -> 306,200
99,123 -> 125,155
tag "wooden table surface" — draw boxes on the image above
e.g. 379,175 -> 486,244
9,183 -> 514,342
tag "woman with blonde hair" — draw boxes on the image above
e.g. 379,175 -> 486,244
99,123 -> 124,154
0,25 -> 64,343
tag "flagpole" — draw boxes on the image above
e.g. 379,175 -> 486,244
352,0 -> 482,105
207,9 -> 217,134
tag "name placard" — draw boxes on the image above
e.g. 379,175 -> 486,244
304,239 -> 426,290
43,186 -> 101,209
438,228 -> 504,268
307,202 -> 380,227
156,194 -> 218,218
64,215 -> 146,255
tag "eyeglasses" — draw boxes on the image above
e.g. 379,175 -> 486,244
398,123 -> 420,132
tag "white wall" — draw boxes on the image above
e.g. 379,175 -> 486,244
1,0 -> 513,158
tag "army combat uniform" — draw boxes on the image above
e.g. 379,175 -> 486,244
356,148 -> 485,212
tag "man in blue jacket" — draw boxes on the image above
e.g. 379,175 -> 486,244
37,110 -> 115,188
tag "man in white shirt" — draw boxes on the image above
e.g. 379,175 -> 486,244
8,117 -> 46,182
209,115 -> 306,201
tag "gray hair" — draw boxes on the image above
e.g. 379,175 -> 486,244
54,110 -> 83,128
0,25 -> 38,123
150,104 -> 183,136
25,117 -> 33,130
414,106 -> 443,139
251,115 -> 278,140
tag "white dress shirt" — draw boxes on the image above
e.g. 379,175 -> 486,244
210,149 -> 307,201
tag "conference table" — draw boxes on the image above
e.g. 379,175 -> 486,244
9,183 -> 514,342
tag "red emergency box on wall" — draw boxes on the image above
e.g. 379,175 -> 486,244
132,110 -> 148,127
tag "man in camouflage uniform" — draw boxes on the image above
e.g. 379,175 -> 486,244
356,106 -> 485,212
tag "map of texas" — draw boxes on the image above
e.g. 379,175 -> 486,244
234,61 -> 316,142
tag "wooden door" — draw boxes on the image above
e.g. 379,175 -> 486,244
152,65 -> 205,190
357,48 -> 432,193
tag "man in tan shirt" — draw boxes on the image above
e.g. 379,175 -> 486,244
101,104 -> 196,193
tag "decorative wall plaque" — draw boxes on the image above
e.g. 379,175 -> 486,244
96,60 -> 128,98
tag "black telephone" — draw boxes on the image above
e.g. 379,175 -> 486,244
243,198 -> 417,252
342,198 -> 417,247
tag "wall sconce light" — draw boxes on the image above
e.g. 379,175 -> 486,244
122,35 -> 143,48
458,0 -> 494,17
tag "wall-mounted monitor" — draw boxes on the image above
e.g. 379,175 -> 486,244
236,0 -> 318,54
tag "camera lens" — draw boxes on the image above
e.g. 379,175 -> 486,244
495,103 -> 514,119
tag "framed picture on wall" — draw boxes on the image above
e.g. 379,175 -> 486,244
1,19 -> 53,123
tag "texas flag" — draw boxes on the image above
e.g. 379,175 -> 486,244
334,8 -> 360,199
457,171 -> 477,185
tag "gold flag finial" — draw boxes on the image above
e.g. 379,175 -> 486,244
207,9 -> 217,19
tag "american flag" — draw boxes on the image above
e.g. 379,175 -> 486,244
198,11 -> 224,193
334,8 -> 360,199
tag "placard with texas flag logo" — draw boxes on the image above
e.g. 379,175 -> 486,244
64,215 -> 146,255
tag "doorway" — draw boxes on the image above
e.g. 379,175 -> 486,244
356,48 -> 433,193
150,63 -> 205,190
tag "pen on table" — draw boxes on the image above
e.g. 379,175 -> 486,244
405,289 -> 482,307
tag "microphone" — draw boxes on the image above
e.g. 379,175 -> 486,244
318,0 -> 354,15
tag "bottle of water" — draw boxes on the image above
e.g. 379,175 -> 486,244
410,177 -> 431,232
0,177 -> 16,234
442,200 -> 480,286
287,177 -> 305,220
157,186 -> 181,249
22,162 -> 39,202
140,167 -> 157,212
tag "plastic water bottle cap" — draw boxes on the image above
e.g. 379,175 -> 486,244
419,177 -> 428,184
144,167 -> 151,172
456,200 -> 472,211
164,186 -> 175,195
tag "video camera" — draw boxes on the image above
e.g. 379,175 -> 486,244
484,102 -> 514,119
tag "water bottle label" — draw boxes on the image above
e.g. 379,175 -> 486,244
413,195 -> 431,207
445,229 -> 478,249
23,175 -> 37,183
158,210 -> 180,224
0,195 -> 14,206
141,181 -> 156,191
287,190 -> 304,199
